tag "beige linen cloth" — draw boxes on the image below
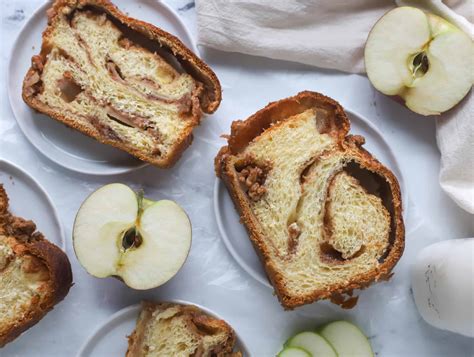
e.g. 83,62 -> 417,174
197,0 -> 474,213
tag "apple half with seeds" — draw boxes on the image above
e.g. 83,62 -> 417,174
365,6 -> 473,115
73,183 -> 191,289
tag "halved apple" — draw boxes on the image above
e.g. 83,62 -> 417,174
365,7 -> 473,115
73,183 -> 191,290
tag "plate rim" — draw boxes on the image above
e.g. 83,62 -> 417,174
7,0 -> 199,176
0,158 -> 66,251
213,108 -> 408,289
77,300 -> 251,357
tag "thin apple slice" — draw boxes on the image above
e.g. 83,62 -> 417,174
278,347 -> 311,357
287,331 -> 337,357
365,7 -> 430,95
73,183 -> 137,277
119,200 -> 192,289
319,321 -> 373,357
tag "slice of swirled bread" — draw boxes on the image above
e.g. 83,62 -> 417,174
215,91 -> 404,309
126,302 -> 242,357
0,185 -> 72,347
23,0 -> 221,168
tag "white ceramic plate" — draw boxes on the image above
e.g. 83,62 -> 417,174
77,301 -> 250,357
0,158 -> 65,250
8,0 -> 199,175
214,110 -> 407,288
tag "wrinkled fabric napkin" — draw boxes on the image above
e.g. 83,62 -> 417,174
197,0 -> 474,213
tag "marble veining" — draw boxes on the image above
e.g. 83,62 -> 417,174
178,1 -> 195,12
6,9 -> 25,22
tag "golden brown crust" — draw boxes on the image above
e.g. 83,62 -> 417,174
22,0 -> 222,168
0,185 -> 73,347
126,302 -> 151,357
215,91 -> 405,309
221,91 -> 349,158
126,301 -> 239,357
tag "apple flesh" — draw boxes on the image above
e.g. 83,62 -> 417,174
286,331 -> 337,357
319,321 -> 374,357
73,183 -> 191,290
365,7 -> 473,115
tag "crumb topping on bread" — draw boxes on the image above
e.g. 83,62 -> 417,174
236,162 -> 268,202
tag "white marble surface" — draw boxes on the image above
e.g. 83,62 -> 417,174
0,0 -> 473,356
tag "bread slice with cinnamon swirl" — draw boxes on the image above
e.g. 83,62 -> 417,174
126,301 -> 242,357
215,91 -> 404,309
0,185 -> 72,346
22,0 -> 221,168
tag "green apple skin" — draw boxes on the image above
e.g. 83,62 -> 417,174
278,347 -> 311,357
319,321 -> 374,357
287,331 -> 337,357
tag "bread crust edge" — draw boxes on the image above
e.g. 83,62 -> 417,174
0,185 -> 73,347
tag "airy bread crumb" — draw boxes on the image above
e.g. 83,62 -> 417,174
126,302 -> 241,357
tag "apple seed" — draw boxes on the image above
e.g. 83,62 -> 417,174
122,227 -> 143,250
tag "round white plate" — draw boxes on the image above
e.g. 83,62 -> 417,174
214,110 -> 407,288
8,0 -> 199,175
0,158 -> 65,250
77,301 -> 250,357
